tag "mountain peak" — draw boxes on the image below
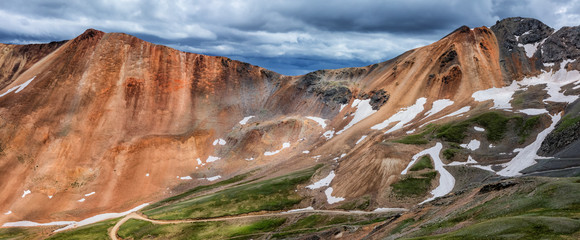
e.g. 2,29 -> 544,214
71,28 -> 105,44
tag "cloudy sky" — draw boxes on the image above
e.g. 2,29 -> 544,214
0,0 -> 578,75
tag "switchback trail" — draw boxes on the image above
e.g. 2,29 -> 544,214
108,208 -> 408,240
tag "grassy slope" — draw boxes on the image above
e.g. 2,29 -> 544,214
394,177 -> 580,239
396,112 -> 542,146
118,218 -> 287,240
0,226 -> 55,240
143,165 -> 322,220
45,218 -> 119,240
409,155 -> 434,171
392,171 -> 437,198
143,171 -> 253,211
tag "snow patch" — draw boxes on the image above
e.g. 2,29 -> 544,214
371,97 -> 427,133
84,192 -> 95,197
286,206 -> 314,213
180,176 -> 192,180
322,130 -> 335,140
373,208 -> 408,212
498,113 -> 561,176
239,116 -> 254,125
196,158 -> 202,165
518,108 -> 549,115
0,76 -> 36,98
206,156 -> 220,163
200,175 -> 222,181
264,142 -> 290,156
420,143 -> 455,204
53,203 -> 149,232
245,157 -> 254,161
460,139 -> 481,151
420,106 -> 471,128
213,138 -> 226,146
448,155 -> 479,166
306,171 -> 336,189
3,220 -> 76,227
146,173 -> 149,177
340,153 -> 347,158
21,190 -> 31,198
401,143 -> 455,204
518,42 -> 540,58
406,129 -> 416,134
302,150 -> 310,154
474,126 -> 485,132
423,99 -> 454,119
340,104 -> 347,112
473,63 -> 580,108
472,81 -> 520,109
48,195 -> 53,199
324,187 -> 345,204
337,99 -> 376,134
4,211 -> 12,215
306,116 -> 327,128
355,135 -> 367,145
78,198 -> 85,202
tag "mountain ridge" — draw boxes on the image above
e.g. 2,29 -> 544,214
0,17 -> 579,239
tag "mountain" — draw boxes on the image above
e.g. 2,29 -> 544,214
0,17 -> 579,239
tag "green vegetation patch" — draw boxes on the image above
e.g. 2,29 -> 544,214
442,148 -> 460,160
394,125 -> 437,145
555,114 -> 580,133
396,112 -> 543,146
410,156 -> 433,171
46,218 -> 119,240
516,115 -> 541,144
392,171 -> 437,198
436,112 -> 511,143
407,177 -> 580,239
118,218 -> 286,240
0,227 -> 49,240
143,165 -> 322,220
273,213 -> 392,238
144,171 -> 252,211
338,196 -> 371,211
391,218 -> 416,234
283,214 -> 328,231
407,216 -> 580,240
394,134 -> 430,145
435,121 -> 471,143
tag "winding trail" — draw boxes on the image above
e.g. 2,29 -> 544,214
108,208 -> 407,240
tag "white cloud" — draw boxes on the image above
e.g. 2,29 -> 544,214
0,0 -> 576,75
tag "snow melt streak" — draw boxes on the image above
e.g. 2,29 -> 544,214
372,97 -> 427,133
401,143 -> 455,204
498,113 -> 561,176
337,99 -> 376,134
306,171 -> 336,189
306,116 -> 327,128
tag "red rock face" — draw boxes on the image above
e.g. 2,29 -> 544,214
0,27 -> 506,223
0,29 -> 330,222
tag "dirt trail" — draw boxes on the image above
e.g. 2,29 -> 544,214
108,208 -> 407,240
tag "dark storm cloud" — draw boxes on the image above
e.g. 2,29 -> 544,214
0,0 -> 577,75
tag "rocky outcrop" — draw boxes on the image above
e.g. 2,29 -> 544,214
491,17 -> 554,81
541,26 -> 580,63
539,99 -> 580,157
358,89 -> 390,110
